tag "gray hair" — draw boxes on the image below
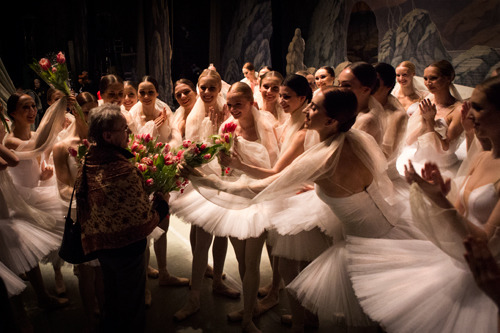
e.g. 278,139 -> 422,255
88,104 -> 124,145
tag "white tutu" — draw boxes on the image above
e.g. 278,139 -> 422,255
0,218 -> 61,275
267,228 -> 332,262
0,262 -> 26,297
171,185 -> 271,240
347,237 -> 497,333
287,241 -> 375,326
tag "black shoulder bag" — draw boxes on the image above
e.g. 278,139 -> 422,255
59,157 -> 97,264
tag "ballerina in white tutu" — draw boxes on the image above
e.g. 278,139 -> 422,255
4,92 -> 71,296
0,98 -> 68,309
172,78 -> 198,138
172,70 -> 239,322
397,60 -> 464,178
347,75 -> 500,333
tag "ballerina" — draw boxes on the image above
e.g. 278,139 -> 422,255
372,62 -> 408,180
397,60 -> 464,178
1,95 -> 68,309
346,75 -> 500,333
338,62 -> 386,146
128,76 -> 185,287
4,92 -> 72,296
314,66 -> 335,91
172,70 -> 238,321
122,80 -> 139,112
393,60 -> 428,116
172,78 -> 198,138
241,62 -> 259,93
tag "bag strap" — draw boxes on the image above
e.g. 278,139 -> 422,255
67,155 -> 87,219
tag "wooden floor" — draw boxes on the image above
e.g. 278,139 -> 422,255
20,216 -> 349,332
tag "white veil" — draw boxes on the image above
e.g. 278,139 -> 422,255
185,93 -> 226,142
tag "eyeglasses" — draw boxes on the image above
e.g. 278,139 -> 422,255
111,125 -> 131,133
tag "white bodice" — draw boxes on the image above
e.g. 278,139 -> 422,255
460,180 -> 499,228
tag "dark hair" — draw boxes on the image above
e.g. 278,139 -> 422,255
76,92 -> 97,107
295,70 -> 309,77
318,66 -> 335,78
47,88 -> 63,104
174,78 -> 196,92
282,74 -> 313,103
260,71 -> 284,87
259,65 -> 272,73
476,75 -> 500,111
99,74 -> 124,93
6,92 -> 27,120
322,88 -> 358,132
429,60 -> 455,81
228,82 -> 254,103
374,62 -> 396,92
124,81 -> 139,92
348,62 -> 379,94
140,75 -> 159,92
243,62 -> 255,71
87,104 -> 124,145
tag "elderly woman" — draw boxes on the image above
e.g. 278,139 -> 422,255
76,105 -> 169,332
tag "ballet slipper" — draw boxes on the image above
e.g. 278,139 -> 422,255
145,289 -> 152,308
173,292 -> 200,321
158,273 -> 190,287
227,303 -> 264,322
212,281 -> 240,299
257,290 -> 279,313
257,280 -> 284,298
204,265 -> 226,280
38,295 -> 69,310
54,270 -> 66,296
147,266 -> 159,279
281,314 -> 319,329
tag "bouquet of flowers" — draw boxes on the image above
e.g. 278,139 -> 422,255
175,139 -> 222,168
29,51 -> 85,122
211,121 -> 237,175
129,133 -> 188,194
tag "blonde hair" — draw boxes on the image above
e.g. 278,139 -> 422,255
198,69 -> 222,87
398,61 -> 416,75
228,82 -> 254,103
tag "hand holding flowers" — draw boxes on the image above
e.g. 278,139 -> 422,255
29,51 -> 85,122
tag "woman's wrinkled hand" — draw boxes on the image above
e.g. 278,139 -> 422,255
405,160 -> 451,197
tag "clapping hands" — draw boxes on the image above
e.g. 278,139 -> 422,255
419,98 -> 437,122
404,160 -> 451,197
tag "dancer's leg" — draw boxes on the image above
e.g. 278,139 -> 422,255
155,216 -> 189,286
240,234 -> 266,332
173,227 -> 212,320
212,236 -> 239,298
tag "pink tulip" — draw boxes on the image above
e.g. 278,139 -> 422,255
68,147 -> 77,157
155,142 -> 163,148
141,157 -> 153,166
182,140 -> 191,148
83,139 -> 90,148
56,52 -> 66,64
203,154 -> 211,160
163,144 -> 170,153
131,142 -> 139,151
137,163 -> 147,172
146,178 -> 154,186
144,133 -> 152,143
52,67 -> 57,73
39,58 -> 51,71
200,143 -> 207,150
